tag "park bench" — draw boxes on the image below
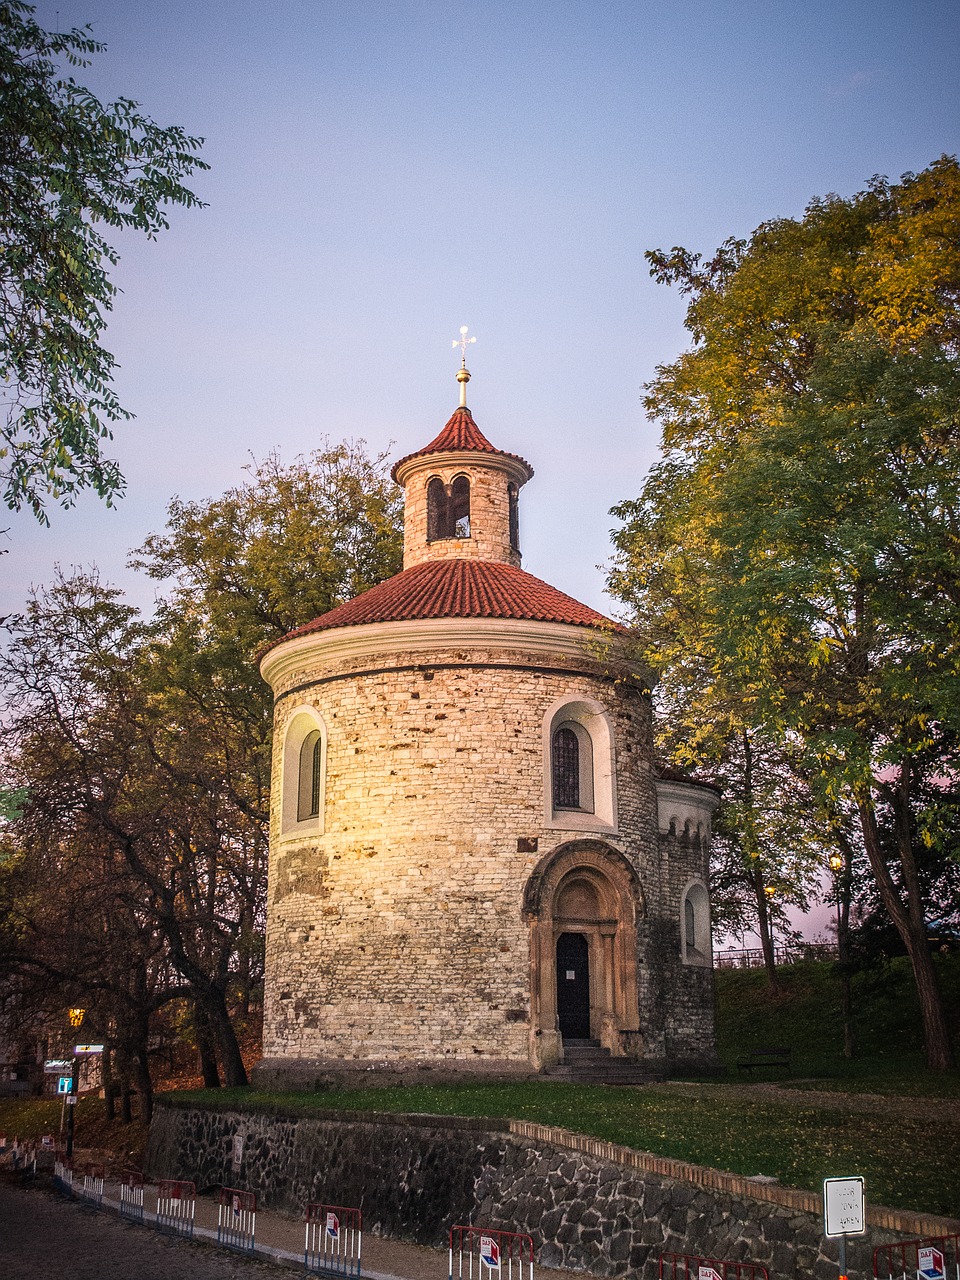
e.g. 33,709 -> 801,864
735,1047 -> 792,1074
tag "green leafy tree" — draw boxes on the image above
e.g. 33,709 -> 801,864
1,443 -> 403,1089
610,156 -> 960,1069
0,0 -> 207,520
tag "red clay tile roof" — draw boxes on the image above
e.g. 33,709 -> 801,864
391,407 -> 533,481
266,558 -> 619,652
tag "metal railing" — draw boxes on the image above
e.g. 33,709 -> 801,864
305,1203 -> 363,1277
218,1187 -> 257,1254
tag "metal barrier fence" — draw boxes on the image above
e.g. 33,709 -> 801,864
875,1235 -> 960,1280
156,1179 -> 196,1239
53,1157 -> 73,1192
218,1187 -> 257,1255
660,1252 -> 770,1280
82,1162 -> 105,1207
119,1171 -> 145,1224
305,1203 -> 363,1277
450,1226 -> 535,1280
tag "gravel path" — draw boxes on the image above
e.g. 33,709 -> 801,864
0,1177 -> 284,1280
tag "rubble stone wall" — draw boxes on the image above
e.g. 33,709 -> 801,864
146,1102 -> 953,1280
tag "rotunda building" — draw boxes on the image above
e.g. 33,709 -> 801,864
255,377 -> 720,1087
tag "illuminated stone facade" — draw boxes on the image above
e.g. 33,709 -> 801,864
255,397 -> 720,1086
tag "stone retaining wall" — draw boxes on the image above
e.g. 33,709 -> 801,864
145,1101 -> 959,1280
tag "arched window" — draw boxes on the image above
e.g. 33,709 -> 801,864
297,730 -> 322,820
681,881 -> 711,966
551,721 -> 594,813
508,482 -> 520,552
450,475 -> 471,538
543,697 -> 616,831
281,707 -> 327,835
426,475 -> 471,541
427,477 -> 448,542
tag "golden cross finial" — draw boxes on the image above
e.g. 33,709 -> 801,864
452,325 -> 476,406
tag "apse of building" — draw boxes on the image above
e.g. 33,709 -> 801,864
254,367 -> 720,1088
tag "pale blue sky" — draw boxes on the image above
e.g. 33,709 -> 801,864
6,0 -> 957,626
7,1 -> 958,942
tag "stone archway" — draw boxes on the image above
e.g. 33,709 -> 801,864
523,840 -> 644,1068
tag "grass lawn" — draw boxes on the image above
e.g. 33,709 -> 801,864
161,1078 -> 959,1219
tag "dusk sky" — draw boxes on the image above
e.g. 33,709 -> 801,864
7,1 -> 960,937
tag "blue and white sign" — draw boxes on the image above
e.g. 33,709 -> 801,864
918,1248 -> 945,1280
326,1211 -> 340,1240
56,1075 -> 72,1095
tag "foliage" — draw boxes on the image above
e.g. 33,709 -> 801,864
0,0 -> 207,520
714,955 -> 960,1086
0,442 -> 403,1096
609,156 -> 960,1068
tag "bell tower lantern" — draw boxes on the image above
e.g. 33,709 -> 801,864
391,354 -> 533,570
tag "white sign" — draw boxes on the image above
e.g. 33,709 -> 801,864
65,1094 -> 77,1105
231,1134 -> 243,1171
326,1211 -> 340,1240
823,1176 -> 865,1236
44,1059 -> 73,1073
918,1248 -> 946,1280
73,1044 -> 104,1055
699,1267 -> 723,1280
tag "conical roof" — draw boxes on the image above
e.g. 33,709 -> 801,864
391,407 -> 532,482
264,558 -> 619,654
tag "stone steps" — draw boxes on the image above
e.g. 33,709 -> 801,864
541,1039 -> 664,1085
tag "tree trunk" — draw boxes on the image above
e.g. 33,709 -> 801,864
194,1002 -> 221,1088
204,985 -> 249,1087
130,1011 -> 154,1124
102,1048 -> 116,1121
857,791 -> 954,1071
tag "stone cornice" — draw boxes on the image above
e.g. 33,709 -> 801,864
260,615 -> 642,693
393,449 -> 532,490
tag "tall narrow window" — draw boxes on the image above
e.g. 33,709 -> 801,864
552,725 -> 580,809
427,477 -> 448,542
508,482 -> 519,552
681,882 -> 710,965
450,475 -> 471,538
298,730 -> 322,820
684,896 -> 696,953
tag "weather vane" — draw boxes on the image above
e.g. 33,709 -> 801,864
452,325 -> 476,406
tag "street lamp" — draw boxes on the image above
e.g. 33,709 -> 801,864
828,851 -> 854,1058
764,884 -> 776,965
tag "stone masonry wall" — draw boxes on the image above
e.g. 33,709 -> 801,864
402,459 -> 522,568
262,640 -> 664,1068
146,1102 -> 957,1280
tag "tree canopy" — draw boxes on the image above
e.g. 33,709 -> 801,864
0,0 -> 207,520
0,442 -> 403,1094
609,156 -> 960,1069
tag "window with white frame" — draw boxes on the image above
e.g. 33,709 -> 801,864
543,696 -> 616,831
281,707 -> 327,836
